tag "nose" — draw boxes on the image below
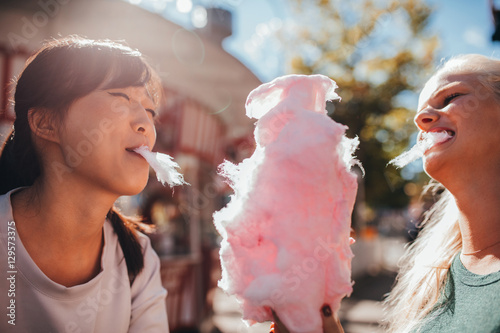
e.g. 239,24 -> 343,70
414,108 -> 440,130
130,103 -> 156,138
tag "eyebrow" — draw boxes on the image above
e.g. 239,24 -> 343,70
106,87 -> 156,106
418,81 -> 465,113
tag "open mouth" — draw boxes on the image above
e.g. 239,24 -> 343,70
444,130 -> 455,137
418,130 -> 455,150
425,129 -> 455,139
125,148 -> 144,158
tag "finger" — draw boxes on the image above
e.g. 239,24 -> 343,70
272,309 -> 290,333
321,304 -> 344,333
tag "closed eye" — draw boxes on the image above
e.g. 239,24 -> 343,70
108,91 -> 156,118
146,108 -> 157,118
443,93 -> 462,107
108,92 -> 130,101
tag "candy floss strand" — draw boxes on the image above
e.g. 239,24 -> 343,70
133,146 -> 188,187
213,74 -> 360,333
389,131 -> 452,168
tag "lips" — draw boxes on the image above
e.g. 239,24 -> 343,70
429,127 -> 455,136
126,148 -> 139,155
419,128 -> 456,154
440,129 -> 455,137
421,127 -> 455,140
126,148 -> 141,159
125,145 -> 149,161
442,129 -> 455,137
126,144 -> 150,152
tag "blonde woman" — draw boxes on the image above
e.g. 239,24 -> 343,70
274,54 -> 500,333
385,54 -> 500,332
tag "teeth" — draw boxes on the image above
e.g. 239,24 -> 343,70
446,130 -> 455,136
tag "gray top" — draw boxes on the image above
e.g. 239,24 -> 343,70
0,188 -> 169,332
418,252 -> 500,332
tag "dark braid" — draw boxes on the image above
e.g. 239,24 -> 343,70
107,208 -> 148,283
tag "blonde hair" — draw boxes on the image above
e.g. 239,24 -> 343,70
384,54 -> 500,332
437,54 -> 500,100
384,184 -> 460,332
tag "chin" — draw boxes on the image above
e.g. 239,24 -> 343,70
119,176 -> 150,196
423,147 -> 460,179
423,159 -> 448,183
126,186 -> 147,196
423,164 -> 438,180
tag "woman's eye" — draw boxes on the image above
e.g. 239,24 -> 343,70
108,92 -> 130,101
443,93 -> 462,107
108,91 -> 156,118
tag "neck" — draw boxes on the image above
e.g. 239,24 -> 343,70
12,175 -> 118,255
11,176 -> 120,286
453,181 -> 500,252
450,178 -> 500,273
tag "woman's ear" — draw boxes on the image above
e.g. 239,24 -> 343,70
27,108 -> 60,143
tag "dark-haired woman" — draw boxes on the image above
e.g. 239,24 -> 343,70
0,36 -> 169,332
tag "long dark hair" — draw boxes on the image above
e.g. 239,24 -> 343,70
0,35 -> 162,279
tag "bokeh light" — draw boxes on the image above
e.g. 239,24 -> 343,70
176,0 -> 192,13
191,6 -> 207,28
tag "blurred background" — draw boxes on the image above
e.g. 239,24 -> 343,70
1,0 -> 500,332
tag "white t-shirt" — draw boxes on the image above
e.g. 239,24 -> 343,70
0,188 -> 169,332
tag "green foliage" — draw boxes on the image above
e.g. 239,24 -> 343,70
279,0 -> 438,208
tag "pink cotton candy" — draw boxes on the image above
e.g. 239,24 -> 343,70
213,74 -> 360,333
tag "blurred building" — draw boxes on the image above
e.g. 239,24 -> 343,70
0,0 -> 261,330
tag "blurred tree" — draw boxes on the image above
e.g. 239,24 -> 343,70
277,0 -> 438,209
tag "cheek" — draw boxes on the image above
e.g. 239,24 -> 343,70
109,100 -> 130,120
59,118 -> 122,168
454,96 -> 482,120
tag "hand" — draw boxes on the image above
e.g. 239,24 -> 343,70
270,305 -> 344,333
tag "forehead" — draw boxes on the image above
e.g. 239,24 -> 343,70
127,85 -> 150,96
418,69 -> 478,109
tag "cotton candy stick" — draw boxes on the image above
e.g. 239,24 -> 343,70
213,74 -> 360,333
389,131 -> 453,168
133,146 -> 187,187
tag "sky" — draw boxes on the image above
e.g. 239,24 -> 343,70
222,0 -> 289,80
223,0 -> 500,81
132,0 -> 500,81
426,0 -> 499,57
130,0 -> 500,82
